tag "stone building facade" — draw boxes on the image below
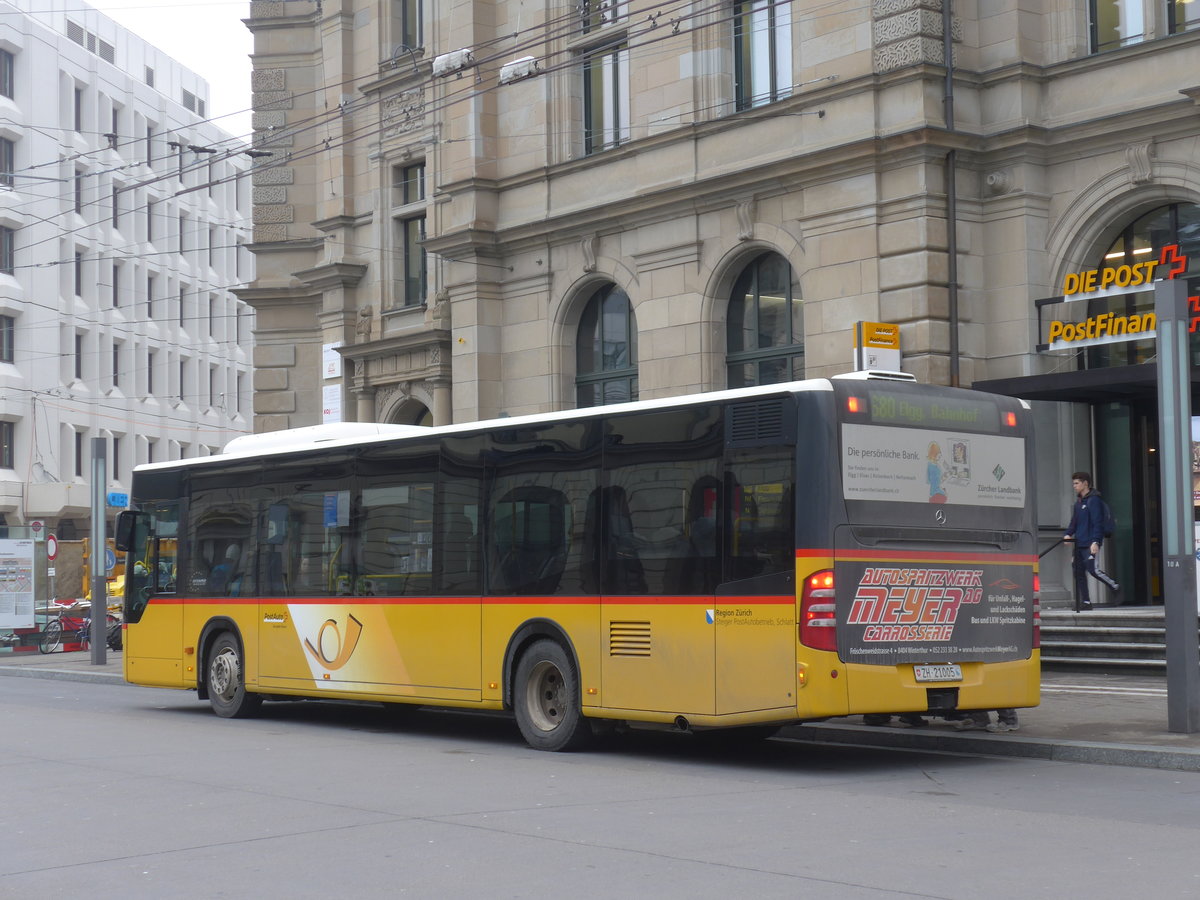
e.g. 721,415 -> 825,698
242,0 -> 1200,605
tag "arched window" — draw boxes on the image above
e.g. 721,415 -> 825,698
1085,203 -> 1200,369
726,252 -> 803,388
576,284 -> 638,408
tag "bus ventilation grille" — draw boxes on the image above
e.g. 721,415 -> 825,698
609,621 -> 652,657
727,398 -> 792,447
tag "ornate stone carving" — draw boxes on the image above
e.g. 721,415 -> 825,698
581,234 -> 597,273
382,90 -> 426,138
985,169 -> 1014,196
1125,140 -> 1155,185
736,199 -> 755,241
356,305 -> 374,340
872,0 -> 959,74
425,289 -> 451,329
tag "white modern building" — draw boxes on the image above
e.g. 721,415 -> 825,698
0,0 -> 255,539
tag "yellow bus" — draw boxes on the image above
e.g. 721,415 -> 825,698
115,373 -> 1039,750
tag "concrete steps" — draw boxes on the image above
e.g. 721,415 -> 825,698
1039,608 -> 1184,671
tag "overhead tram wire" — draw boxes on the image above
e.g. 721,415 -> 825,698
6,0 -> 851,260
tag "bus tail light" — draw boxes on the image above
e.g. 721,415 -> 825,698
1032,573 -> 1041,650
800,569 -> 837,652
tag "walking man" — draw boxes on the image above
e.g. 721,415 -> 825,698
1064,471 -> 1119,610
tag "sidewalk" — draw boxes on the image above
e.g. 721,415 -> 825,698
3,648 -> 1199,771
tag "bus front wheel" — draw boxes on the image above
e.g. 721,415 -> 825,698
513,639 -> 592,752
207,632 -> 262,719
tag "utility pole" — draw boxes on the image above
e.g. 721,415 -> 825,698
1154,277 -> 1200,732
90,438 -> 107,665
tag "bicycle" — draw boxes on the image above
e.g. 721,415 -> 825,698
39,601 -> 121,654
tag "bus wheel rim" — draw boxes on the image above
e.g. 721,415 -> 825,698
526,660 -> 565,732
211,648 -> 238,700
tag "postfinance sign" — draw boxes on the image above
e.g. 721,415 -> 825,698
1040,244 -> 1191,351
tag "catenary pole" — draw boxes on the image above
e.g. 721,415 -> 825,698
1154,277 -> 1200,732
90,438 -> 107,666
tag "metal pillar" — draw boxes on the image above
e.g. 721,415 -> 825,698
90,438 -> 107,665
1154,278 -> 1200,732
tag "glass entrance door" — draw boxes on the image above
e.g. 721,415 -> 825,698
1095,400 -> 1159,605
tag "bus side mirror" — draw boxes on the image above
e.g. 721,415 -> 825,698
114,510 -> 141,552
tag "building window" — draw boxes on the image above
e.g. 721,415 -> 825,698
112,186 -> 120,227
582,44 -> 629,154
575,284 -> 638,407
147,274 -> 155,317
75,430 -> 83,477
396,217 -> 426,307
733,0 -> 792,111
393,0 -> 422,49
147,350 -> 155,395
112,263 -> 119,306
1169,0 -> 1200,34
179,287 -> 186,327
75,332 -> 83,379
112,435 -> 121,480
0,49 -> 12,99
394,162 -> 425,206
0,137 -> 13,188
112,342 -> 120,388
74,251 -> 83,296
146,439 -> 155,464
235,372 -> 243,413
208,295 -> 215,335
145,66 -> 154,88
0,421 -> 12,469
726,251 -> 803,388
74,168 -> 84,213
179,213 -> 186,254
0,315 -> 12,362
146,199 -> 153,240
74,87 -> 83,132
0,226 -> 13,275
178,358 -> 186,401
145,125 -> 153,166
1090,0 -> 1145,51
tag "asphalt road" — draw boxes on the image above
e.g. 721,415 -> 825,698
4,677 -> 1200,899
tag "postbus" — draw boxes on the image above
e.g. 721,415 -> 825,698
115,372 -> 1039,750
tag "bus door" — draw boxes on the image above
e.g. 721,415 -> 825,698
713,448 -> 798,716
120,502 -> 184,688
600,409 -> 723,717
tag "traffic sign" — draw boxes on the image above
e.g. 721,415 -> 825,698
107,492 -> 129,508
104,548 -> 117,573
46,534 -> 58,561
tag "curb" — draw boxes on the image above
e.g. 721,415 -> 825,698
779,723 -> 1200,773
0,665 -> 125,686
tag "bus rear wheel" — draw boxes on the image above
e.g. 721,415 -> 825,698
514,639 -> 592,752
207,632 -> 262,719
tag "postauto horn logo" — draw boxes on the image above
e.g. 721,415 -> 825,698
304,614 -> 364,670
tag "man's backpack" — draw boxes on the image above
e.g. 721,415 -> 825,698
1100,498 -> 1116,538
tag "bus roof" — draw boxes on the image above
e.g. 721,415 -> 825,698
131,375 -> 936,476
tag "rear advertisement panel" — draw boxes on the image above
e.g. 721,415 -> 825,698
841,423 -> 1026,508
835,554 -> 1034,665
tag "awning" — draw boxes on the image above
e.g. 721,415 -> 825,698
972,362 -> 1188,403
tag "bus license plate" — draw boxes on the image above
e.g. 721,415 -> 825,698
913,664 -> 962,683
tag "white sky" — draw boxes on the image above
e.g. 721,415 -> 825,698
86,0 -> 253,139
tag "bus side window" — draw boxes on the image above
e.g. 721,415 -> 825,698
487,486 -> 570,595
727,449 -> 795,582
